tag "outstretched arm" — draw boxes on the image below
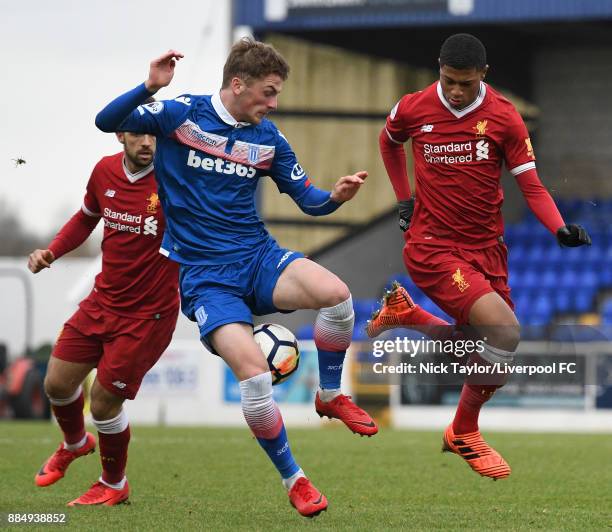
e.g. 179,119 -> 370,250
96,50 -> 184,132
270,131 -> 367,216
28,209 -> 100,273
515,168 -> 564,233
515,169 -> 590,247
288,171 -> 367,216
330,171 -> 367,203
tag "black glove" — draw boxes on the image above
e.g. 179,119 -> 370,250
398,197 -> 415,232
556,224 -> 591,247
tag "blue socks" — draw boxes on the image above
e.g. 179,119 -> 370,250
317,349 -> 346,390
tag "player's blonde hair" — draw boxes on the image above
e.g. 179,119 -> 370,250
222,38 -> 290,88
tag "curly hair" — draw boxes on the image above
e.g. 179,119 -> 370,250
439,33 -> 487,70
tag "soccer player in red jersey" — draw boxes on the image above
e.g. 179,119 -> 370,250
369,34 -> 591,479
28,124 -> 179,505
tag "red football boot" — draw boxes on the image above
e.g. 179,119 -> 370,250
67,480 -> 130,507
315,392 -> 378,437
35,432 -> 96,487
288,477 -> 328,518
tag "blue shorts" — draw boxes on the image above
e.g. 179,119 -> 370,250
179,239 -> 304,341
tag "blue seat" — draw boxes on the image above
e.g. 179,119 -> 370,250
352,321 -> 371,341
572,289 -> 595,314
353,299 -> 379,322
558,268 -> 578,290
581,245 -> 604,268
516,293 -> 554,328
511,223 -> 532,243
538,269 -> 558,294
296,324 -> 314,340
601,267 -> 612,288
550,324 -> 604,342
582,269 -> 600,291
503,224 -> 517,248
600,299 -> 612,325
508,250 -> 526,273
554,291 -> 572,314
562,247 -> 585,266
526,245 -> 549,266
420,298 -> 442,317
544,246 -> 565,272
512,269 -> 537,292
513,293 -> 531,323
533,295 -> 553,318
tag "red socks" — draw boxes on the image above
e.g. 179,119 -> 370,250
452,383 -> 498,434
99,426 -> 131,485
93,409 -> 131,485
50,390 -> 86,445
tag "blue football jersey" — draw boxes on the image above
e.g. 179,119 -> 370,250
105,89 -> 338,265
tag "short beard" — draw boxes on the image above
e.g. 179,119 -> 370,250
125,152 -> 151,171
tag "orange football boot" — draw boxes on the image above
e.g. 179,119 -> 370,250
442,424 -> 511,480
366,281 -> 419,337
67,480 -> 129,506
366,281 -> 448,338
35,432 -> 96,487
288,477 -> 328,518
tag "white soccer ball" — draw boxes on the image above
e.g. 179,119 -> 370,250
253,323 -> 300,385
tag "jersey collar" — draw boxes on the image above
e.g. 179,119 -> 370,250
122,156 -> 153,183
211,91 -> 251,128
436,81 -> 487,119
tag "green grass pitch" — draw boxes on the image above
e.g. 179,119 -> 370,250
1,422 -> 611,530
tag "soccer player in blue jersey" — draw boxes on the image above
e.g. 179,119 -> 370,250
96,39 -> 376,517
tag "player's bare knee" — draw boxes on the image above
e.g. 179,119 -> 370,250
90,397 -> 123,421
90,387 -> 123,420
485,323 -> 520,352
44,375 -> 79,400
238,361 -> 270,381
321,281 -> 350,308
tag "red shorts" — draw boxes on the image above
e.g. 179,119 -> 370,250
404,241 -> 513,325
52,294 -> 179,399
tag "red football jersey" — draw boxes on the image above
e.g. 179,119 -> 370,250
81,152 -> 179,319
385,81 -> 536,248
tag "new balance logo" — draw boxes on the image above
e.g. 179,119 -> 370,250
143,216 -> 158,236
105,189 -> 116,197
476,140 -> 489,160
421,124 -> 434,132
